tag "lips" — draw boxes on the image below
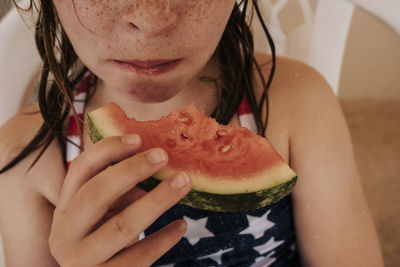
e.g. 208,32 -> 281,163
122,59 -> 180,68
113,58 -> 182,75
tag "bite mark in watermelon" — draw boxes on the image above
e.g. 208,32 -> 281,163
86,102 -> 297,212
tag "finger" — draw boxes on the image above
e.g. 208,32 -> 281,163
78,172 -> 191,264
58,134 -> 142,208
90,187 -> 147,232
63,147 -> 170,239
99,220 -> 187,267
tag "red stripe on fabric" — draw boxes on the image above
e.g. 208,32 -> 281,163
65,72 -> 92,170
75,80 -> 88,91
74,90 -> 86,96
75,73 -> 92,91
68,113 -> 84,136
238,95 -> 252,115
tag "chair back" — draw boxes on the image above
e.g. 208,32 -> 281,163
248,0 -> 355,94
0,4 -> 41,126
248,0 -> 399,94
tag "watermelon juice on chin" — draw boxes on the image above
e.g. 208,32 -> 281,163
87,102 -> 297,212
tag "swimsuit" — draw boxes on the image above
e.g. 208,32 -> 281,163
65,74 -> 301,266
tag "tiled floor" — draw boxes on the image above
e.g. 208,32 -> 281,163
340,99 -> 400,267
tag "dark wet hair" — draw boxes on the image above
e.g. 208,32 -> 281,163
0,0 -> 275,173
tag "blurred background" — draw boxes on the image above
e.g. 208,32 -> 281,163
0,0 -> 399,266
339,7 -> 400,267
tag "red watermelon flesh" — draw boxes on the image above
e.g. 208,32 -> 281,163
87,102 -> 297,212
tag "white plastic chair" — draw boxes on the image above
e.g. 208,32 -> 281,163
0,3 -> 41,127
248,0 -> 400,95
0,1 -> 399,266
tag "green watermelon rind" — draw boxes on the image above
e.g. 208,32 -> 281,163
87,115 -> 104,143
138,175 -> 297,212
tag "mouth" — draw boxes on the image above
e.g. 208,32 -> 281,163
112,58 -> 182,75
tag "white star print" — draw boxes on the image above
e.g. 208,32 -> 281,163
252,253 -> 277,267
138,232 -> 145,241
183,216 -> 214,246
253,236 -> 284,255
197,247 -> 234,265
239,210 -> 275,239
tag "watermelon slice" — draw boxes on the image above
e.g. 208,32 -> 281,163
86,103 -> 297,212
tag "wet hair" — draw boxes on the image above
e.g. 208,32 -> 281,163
0,0 -> 275,173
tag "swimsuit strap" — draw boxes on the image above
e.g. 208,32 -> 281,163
65,73 -> 90,169
237,94 -> 258,133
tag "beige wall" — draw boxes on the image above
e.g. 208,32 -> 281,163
339,7 -> 400,99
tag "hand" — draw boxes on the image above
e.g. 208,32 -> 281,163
49,134 -> 192,266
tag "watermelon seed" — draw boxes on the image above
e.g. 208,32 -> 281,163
178,113 -> 193,125
220,144 -> 232,153
216,130 -> 228,137
178,117 -> 189,122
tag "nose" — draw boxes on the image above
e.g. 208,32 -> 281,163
122,0 -> 180,36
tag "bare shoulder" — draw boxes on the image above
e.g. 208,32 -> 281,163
254,52 -> 339,131
254,51 -> 334,101
0,103 -> 65,206
252,52 -> 338,160
255,53 -> 384,266
0,103 -> 42,166
0,104 -> 64,265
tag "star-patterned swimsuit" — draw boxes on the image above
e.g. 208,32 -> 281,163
65,74 -> 301,266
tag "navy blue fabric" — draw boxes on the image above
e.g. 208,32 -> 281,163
145,195 -> 300,266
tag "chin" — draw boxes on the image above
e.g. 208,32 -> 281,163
125,84 -> 181,103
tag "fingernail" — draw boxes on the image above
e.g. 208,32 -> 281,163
121,134 -> 141,145
170,172 -> 190,189
146,149 -> 167,165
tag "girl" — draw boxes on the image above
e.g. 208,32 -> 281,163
0,0 -> 384,266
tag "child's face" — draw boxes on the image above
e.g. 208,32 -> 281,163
53,0 -> 236,103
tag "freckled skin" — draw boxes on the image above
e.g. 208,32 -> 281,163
53,0 -> 236,104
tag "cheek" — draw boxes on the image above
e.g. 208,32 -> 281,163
179,1 -> 235,53
183,0 -> 234,27
55,0 -> 119,36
